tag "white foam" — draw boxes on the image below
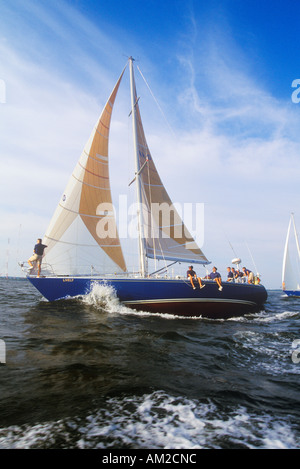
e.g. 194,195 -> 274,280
1,391 -> 298,449
80,283 -> 204,320
81,282 -> 127,314
233,329 -> 300,375
255,310 -> 299,323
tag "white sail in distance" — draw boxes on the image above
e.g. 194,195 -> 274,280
282,213 -> 300,291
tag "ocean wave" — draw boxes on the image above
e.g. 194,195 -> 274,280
232,329 -> 300,376
0,390 -> 298,449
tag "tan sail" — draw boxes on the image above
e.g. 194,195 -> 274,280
131,65 -> 209,266
43,68 -> 127,275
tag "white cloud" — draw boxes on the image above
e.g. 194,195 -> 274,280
142,37 -> 300,288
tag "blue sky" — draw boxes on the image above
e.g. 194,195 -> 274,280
1,0 -> 300,288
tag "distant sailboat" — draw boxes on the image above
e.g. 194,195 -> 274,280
26,57 -> 267,318
282,213 -> 300,296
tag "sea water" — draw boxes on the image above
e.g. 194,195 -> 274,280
0,278 -> 299,449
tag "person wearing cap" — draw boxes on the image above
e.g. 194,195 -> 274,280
209,266 -> 223,291
187,265 -> 205,290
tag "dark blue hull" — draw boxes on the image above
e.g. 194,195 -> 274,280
283,290 -> 300,297
28,276 -> 268,319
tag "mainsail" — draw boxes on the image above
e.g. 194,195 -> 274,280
42,68 -> 127,276
129,58 -> 209,273
282,213 -> 300,291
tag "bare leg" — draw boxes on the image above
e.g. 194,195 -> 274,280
197,277 -> 205,288
28,259 -> 35,271
188,276 -> 196,289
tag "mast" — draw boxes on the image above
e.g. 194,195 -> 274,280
129,57 -> 147,276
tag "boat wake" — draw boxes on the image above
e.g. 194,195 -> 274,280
80,283 -> 203,320
81,283 -> 160,318
81,283 -> 131,315
229,309 -> 299,323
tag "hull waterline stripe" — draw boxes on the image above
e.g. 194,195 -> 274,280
122,298 -> 257,306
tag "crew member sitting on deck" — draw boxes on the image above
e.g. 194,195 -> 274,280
234,269 -> 243,283
231,267 -> 237,281
227,267 -> 234,282
209,266 -> 223,291
187,266 -> 205,290
242,267 -> 254,284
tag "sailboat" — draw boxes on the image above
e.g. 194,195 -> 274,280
282,213 -> 300,296
27,57 -> 267,318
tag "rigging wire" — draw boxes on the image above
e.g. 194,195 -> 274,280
136,65 -> 176,138
134,64 -> 175,274
245,241 -> 259,274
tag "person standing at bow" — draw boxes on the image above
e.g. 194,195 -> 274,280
28,238 -> 47,277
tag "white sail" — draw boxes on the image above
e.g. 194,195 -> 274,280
128,58 -> 209,274
282,214 -> 300,291
42,68 -> 127,276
